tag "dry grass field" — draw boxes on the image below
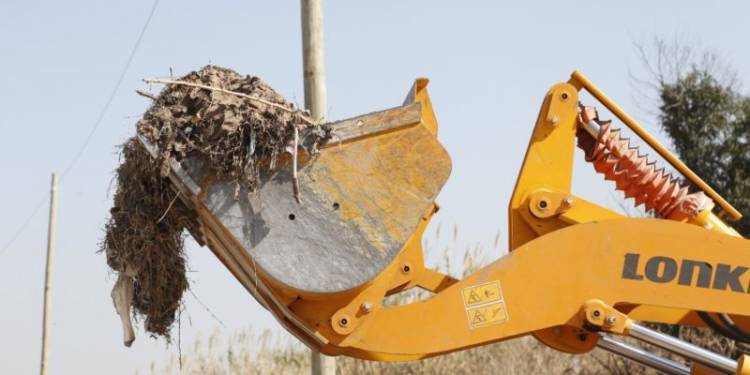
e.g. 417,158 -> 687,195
146,328 -> 611,375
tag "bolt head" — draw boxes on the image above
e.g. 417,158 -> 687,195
550,116 -> 559,125
401,263 -> 412,274
606,316 -> 617,325
563,197 -> 574,206
361,302 -> 374,313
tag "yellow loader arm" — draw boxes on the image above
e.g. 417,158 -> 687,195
140,72 -> 750,374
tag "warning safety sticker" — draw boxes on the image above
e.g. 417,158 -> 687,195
461,281 -> 508,329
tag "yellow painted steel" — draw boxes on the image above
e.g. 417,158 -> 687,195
691,208 -> 743,238
737,355 -> 750,375
293,219 -> 750,361
507,72 -> 748,341
508,82 -> 581,250
190,73 -> 750,372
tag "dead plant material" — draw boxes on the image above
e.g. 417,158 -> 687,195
103,139 -> 191,340
103,65 -> 331,343
137,65 -> 330,197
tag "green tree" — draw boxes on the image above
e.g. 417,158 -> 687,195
656,69 -> 750,235
599,43 -> 750,373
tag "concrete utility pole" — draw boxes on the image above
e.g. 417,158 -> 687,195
301,1 -> 335,374
40,173 -> 58,375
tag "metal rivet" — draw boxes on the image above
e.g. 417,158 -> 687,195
563,197 -> 574,207
550,116 -> 559,125
606,316 -> 617,325
355,120 -> 365,127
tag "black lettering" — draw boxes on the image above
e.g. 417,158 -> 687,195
622,253 -> 644,280
678,260 -> 712,288
645,256 -> 677,283
713,264 -> 748,292
623,254 -> 750,293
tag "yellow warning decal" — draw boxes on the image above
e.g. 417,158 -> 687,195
466,302 -> 508,328
461,281 -> 508,329
461,281 -> 502,308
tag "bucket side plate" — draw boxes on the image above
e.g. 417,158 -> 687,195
200,104 -> 451,294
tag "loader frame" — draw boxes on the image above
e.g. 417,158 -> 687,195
147,71 -> 750,374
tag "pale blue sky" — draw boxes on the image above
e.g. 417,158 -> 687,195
1,1 -> 749,373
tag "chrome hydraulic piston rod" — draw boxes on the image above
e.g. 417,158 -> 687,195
597,334 -> 690,375
629,323 -> 737,373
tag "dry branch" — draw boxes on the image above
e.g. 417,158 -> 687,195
143,78 -> 314,125
135,89 -> 158,101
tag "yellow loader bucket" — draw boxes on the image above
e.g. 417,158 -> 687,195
138,79 -> 451,300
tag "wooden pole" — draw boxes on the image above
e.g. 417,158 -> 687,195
301,0 -> 327,123
40,173 -> 58,375
301,1 -> 335,374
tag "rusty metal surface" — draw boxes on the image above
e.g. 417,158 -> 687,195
140,104 -> 451,294
326,103 -> 421,144
207,117 -> 450,293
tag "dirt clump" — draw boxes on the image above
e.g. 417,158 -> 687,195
102,65 -> 330,343
138,65 -> 330,196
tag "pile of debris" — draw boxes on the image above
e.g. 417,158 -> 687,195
102,66 -> 330,346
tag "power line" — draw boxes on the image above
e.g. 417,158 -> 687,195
0,0 -> 160,256
0,197 -> 47,256
61,0 -> 160,179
